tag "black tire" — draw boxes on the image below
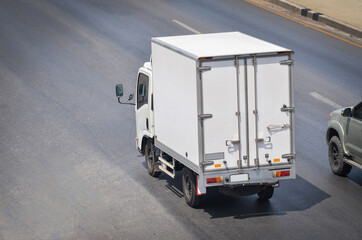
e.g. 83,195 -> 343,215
328,136 -> 352,176
182,168 -> 202,207
257,186 -> 274,200
145,140 -> 161,178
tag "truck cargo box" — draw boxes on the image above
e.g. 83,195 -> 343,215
151,32 -> 295,178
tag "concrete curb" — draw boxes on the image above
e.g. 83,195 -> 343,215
263,0 -> 362,38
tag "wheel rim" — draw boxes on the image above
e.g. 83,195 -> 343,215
330,142 -> 340,166
185,176 -> 192,199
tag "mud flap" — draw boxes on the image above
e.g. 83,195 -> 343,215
196,175 -> 206,195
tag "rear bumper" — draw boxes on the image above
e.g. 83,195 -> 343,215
201,163 -> 295,188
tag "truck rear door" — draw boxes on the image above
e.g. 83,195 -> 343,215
201,54 -> 294,172
201,60 -> 240,171
245,56 -> 294,168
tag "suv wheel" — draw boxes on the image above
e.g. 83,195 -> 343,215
328,136 -> 352,176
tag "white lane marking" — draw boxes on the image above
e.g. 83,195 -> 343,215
172,20 -> 201,34
310,92 -> 342,109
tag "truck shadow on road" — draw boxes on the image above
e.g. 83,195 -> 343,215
159,172 -> 331,219
347,168 -> 362,186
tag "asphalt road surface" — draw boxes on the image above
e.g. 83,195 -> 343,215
0,0 -> 361,239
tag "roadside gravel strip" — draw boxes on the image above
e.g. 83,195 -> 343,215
249,0 -> 362,38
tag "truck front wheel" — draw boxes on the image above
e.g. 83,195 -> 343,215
145,140 -> 161,178
328,136 -> 351,176
182,168 -> 202,207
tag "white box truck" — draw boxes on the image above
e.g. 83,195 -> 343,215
116,32 -> 296,207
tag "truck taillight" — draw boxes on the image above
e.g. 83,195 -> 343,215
207,178 -> 216,183
273,170 -> 290,177
207,177 -> 222,183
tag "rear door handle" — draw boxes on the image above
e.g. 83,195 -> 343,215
281,105 -> 295,112
256,137 -> 271,143
226,140 -> 240,146
267,124 -> 290,131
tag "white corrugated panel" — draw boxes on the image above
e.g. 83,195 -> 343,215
151,42 -> 200,167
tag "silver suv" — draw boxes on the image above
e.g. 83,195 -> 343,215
326,101 -> 362,176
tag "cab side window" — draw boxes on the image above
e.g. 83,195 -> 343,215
137,73 -> 149,109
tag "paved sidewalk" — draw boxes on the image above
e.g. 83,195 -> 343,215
258,0 -> 362,38
288,0 -> 362,30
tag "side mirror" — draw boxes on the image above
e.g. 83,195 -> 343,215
116,84 -> 124,97
341,108 -> 351,117
115,84 -> 135,106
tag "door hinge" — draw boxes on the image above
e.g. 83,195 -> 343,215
198,114 -> 213,120
280,60 -> 294,65
197,66 -> 211,72
256,138 -> 264,143
254,158 -> 259,167
252,56 -> 257,67
281,104 -> 295,112
237,160 -> 242,168
234,60 -> 239,67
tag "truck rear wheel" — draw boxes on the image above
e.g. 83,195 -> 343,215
182,168 -> 202,207
328,136 -> 351,176
258,186 -> 274,200
145,140 -> 161,178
